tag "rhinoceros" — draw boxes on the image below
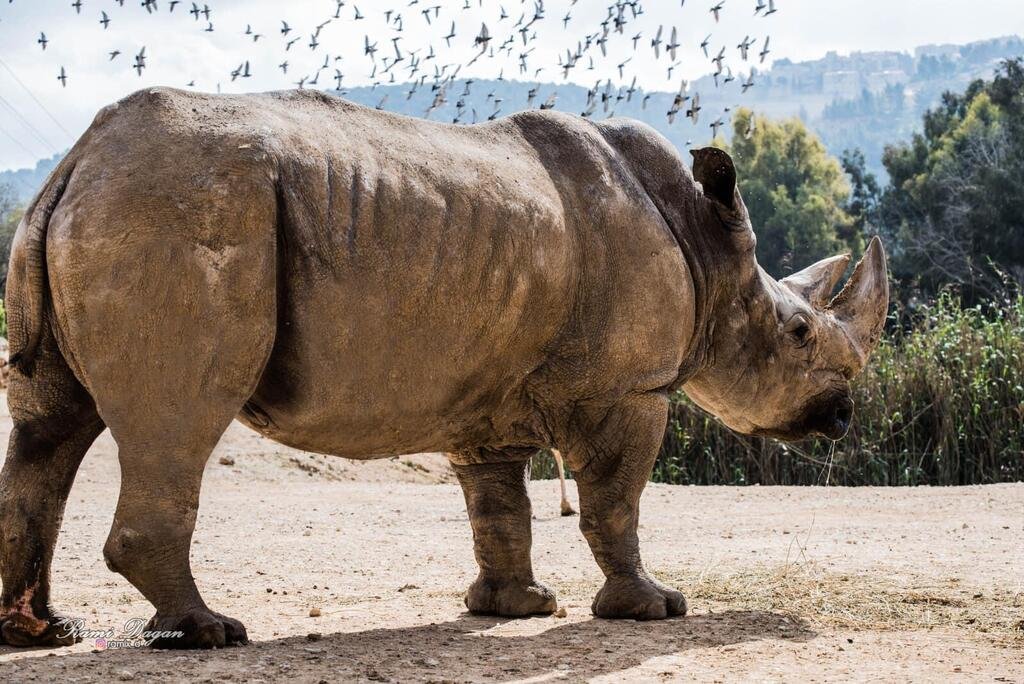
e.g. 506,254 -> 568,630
0,88 -> 887,649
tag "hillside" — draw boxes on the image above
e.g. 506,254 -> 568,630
2,35 -> 1021,202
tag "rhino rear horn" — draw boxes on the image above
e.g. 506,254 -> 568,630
828,236 -> 889,357
782,253 -> 851,309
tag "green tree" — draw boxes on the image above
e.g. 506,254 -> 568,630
880,59 -> 1024,301
0,183 -> 24,295
723,108 -> 861,278
841,148 -> 881,236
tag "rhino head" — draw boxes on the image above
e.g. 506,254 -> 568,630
681,148 -> 889,442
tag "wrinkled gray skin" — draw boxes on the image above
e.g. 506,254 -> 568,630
0,89 -> 888,649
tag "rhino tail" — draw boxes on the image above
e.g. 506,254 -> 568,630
6,162 -> 75,375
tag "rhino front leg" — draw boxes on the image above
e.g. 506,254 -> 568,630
570,392 -> 687,620
453,457 -> 557,617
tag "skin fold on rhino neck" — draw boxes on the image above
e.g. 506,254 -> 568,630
664,200 -> 742,390
678,257 -> 766,435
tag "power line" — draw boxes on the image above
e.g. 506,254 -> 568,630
0,119 -> 49,168
0,55 -> 76,144
0,170 -> 39,200
0,92 -> 59,156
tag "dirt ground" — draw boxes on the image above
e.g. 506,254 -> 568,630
0,401 -> 1020,682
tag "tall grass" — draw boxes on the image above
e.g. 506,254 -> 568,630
535,292 -> 1024,486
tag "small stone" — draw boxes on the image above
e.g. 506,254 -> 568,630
306,632 -> 322,641
117,671 -> 135,681
553,607 -> 567,618
397,584 -> 418,592
218,455 -> 235,466
308,606 -> 321,618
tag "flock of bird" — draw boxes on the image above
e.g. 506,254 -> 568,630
19,0 -> 780,136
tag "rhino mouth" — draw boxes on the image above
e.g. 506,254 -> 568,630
753,392 -> 854,443
804,394 -> 854,441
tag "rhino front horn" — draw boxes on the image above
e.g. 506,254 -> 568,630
828,236 -> 889,358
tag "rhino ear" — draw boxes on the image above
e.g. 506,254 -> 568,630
690,147 -> 736,209
781,253 -> 851,309
691,147 -> 753,246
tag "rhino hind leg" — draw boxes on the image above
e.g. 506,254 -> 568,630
103,430 -> 250,649
38,175 -> 278,648
0,324 -> 104,647
453,457 -> 557,617
96,328 -> 273,649
570,392 -> 687,620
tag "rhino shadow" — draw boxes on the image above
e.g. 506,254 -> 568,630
0,609 -> 815,681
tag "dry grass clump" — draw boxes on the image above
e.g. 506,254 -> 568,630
656,563 -> 1023,640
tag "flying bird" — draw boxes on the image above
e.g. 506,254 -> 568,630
133,46 -> 147,76
666,26 -> 680,61
474,23 -> 491,49
651,24 -> 663,58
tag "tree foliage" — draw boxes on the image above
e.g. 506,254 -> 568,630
0,183 -> 23,295
880,58 -> 1024,301
723,108 -> 862,278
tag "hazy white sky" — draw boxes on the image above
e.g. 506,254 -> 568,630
0,0 -> 1021,170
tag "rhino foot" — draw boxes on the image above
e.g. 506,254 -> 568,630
145,608 -> 248,649
465,577 -> 558,617
0,611 -> 81,648
592,574 -> 687,620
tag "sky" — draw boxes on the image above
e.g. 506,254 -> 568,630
0,0 -> 1021,170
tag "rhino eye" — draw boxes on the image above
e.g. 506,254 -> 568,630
784,316 -> 814,348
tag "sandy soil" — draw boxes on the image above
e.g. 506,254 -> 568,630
0,405 -> 1020,682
